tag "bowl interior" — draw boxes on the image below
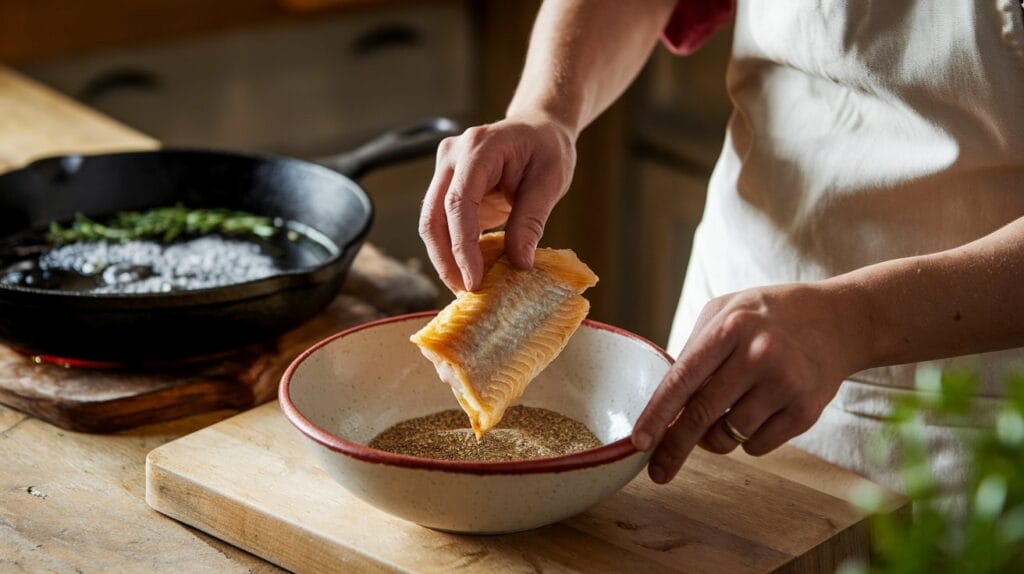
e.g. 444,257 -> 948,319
287,314 -> 671,447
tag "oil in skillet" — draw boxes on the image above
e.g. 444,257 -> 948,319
0,220 -> 335,294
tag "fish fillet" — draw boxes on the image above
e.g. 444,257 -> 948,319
410,232 -> 598,439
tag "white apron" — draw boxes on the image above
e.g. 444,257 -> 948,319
667,1 -> 1024,497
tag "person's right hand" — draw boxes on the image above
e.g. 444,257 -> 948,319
418,113 -> 577,293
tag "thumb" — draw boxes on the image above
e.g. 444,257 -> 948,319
504,166 -> 565,269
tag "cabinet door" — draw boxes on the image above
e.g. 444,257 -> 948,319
19,1 -> 473,158
629,159 -> 708,346
357,157 -> 449,295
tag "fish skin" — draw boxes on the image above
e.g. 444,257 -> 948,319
410,232 -> 598,439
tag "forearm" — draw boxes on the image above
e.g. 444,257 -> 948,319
832,216 -> 1024,371
506,0 -> 678,137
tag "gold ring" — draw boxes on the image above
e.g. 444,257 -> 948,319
721,417 -> 750,444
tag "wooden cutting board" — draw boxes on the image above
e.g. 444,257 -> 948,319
146,402 -> 885,573
0,244 -> 440,432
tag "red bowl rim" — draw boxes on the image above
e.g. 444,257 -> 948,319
278,311 -> 673,475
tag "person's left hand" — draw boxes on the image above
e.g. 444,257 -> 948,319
630,281 -> 872,484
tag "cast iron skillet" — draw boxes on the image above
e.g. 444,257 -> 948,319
0,118 -> 459,363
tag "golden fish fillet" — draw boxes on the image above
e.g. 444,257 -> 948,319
410,232 -> 598,439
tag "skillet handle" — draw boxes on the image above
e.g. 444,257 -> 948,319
317,117 -> 462,179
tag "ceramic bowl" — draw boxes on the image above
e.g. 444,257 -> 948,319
279,311 -> 672,534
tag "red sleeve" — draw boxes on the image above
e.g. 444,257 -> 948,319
660,0 -> 734,56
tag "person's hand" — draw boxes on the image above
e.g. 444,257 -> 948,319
418,113 -> 577,292
631,282 -> 872,484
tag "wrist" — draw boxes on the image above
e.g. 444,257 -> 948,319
505,101 -> 583,142
815,276 -> 882,376
503,107 -> 580,148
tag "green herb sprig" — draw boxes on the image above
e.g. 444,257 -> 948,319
843,369 -> 1024,574
46,205 -> 278,245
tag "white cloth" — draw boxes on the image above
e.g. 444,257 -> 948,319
667,1 -> 1024,496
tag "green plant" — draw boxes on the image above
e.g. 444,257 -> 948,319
843,368 -> 1024,573
46,205 -> 277,245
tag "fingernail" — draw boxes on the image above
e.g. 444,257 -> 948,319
633,430 -> 653,451
649,465 -> 666,484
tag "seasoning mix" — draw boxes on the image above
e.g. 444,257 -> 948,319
368,405 -> 602,462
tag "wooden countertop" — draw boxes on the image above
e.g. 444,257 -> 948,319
0,66 -> 904,572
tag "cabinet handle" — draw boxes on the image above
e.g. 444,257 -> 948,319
350,22 -> 423,56
77,68 -> 162,104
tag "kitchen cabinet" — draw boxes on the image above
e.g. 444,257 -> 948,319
17,1 -> 474,158
618,26 -> 733,345
358,157 -> 441,283
629,159 -> 708,346
0,0 -> 394,64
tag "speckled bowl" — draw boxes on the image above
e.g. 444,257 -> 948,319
279,311 -> 672,534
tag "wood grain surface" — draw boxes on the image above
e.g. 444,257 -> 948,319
0,68 -> 157,167
147,403 -> 886,574
1,407 -> 286,573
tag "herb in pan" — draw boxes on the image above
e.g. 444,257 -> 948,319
46,205 -> 278,245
